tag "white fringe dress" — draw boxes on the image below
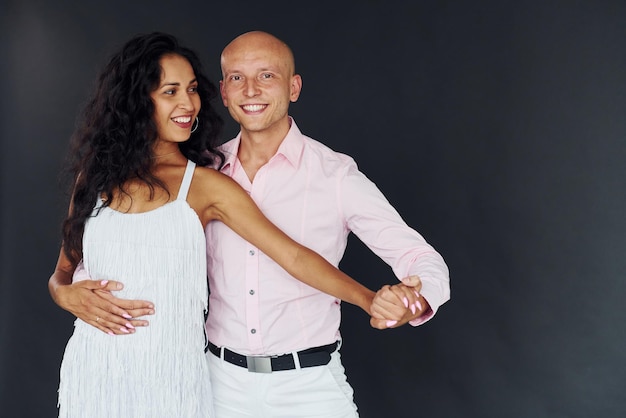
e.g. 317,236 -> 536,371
58,160 -> 213,418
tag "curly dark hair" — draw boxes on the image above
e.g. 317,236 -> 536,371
62,32 -> 224,265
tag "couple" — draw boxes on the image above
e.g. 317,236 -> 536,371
50,30 -> 450,417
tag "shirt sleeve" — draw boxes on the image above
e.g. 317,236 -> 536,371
339,159 -> 450,324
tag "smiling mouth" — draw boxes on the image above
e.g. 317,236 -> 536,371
241,104 -> 267,112
172,116 -> 192,123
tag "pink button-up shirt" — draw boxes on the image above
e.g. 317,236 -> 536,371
205,119 -> 450,356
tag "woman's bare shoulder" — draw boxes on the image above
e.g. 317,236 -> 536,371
192,165 -> 234,188
188,166 -> 240,204
188,165 -> 248,225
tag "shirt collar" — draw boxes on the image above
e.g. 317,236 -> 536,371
220,117 -> 304,174
274,117 -> 305,168
219,137 -> 240,175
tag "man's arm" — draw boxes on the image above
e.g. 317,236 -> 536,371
341,161 -> 451,326
49,252 -> 155,335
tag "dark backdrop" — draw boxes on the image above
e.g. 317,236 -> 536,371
1,1 -> 625,417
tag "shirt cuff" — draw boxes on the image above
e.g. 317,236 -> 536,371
408,306 -> 434,326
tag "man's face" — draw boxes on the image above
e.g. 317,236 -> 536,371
220,34 -> 301,140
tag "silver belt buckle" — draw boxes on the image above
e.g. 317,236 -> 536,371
246,355 -> 273,373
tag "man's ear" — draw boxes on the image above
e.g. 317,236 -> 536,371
290,74 -> 302,102
219,80 -> 228,106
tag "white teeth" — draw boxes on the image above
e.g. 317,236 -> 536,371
172,116 -> 192,123
242,104 -> 265,112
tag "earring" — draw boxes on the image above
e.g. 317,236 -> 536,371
191,117 -> 199,133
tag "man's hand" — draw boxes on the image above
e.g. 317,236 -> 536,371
53,279 -> 154,335
369,275 -> 429,329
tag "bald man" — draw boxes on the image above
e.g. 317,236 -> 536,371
50,31 -> 450,417
202,31 -> 449,416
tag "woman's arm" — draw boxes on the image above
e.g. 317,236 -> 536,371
194,169 -> 376,315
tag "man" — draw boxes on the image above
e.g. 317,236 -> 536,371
50,31 -> 449,417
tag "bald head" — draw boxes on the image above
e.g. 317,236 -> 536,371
218,30 -> 302,143
221,31 -> 295,77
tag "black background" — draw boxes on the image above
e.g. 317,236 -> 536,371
1,1 -> 625,417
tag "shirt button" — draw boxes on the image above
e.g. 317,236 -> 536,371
251,329 -> 256,334
249,289 -> 255,295
249,250 -> 255,256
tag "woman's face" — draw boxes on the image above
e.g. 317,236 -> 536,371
150,54 -> 201,147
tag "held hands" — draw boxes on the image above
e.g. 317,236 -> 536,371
55,279 -> 154,335
370,275 -> 429,330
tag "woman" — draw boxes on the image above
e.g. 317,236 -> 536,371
53,32 -> 398,418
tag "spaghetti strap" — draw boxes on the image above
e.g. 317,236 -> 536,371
177,160 -> 196,201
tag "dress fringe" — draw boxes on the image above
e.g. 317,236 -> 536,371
58,196 -> 212,418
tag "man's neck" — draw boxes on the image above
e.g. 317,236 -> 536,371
237,120 -> 291,182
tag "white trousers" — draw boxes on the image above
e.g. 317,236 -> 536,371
207,348 -> 359,418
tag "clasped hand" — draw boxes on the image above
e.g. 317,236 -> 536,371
369,275 -> 429,329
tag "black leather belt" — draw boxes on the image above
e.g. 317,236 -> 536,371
208,341 -> 338,373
